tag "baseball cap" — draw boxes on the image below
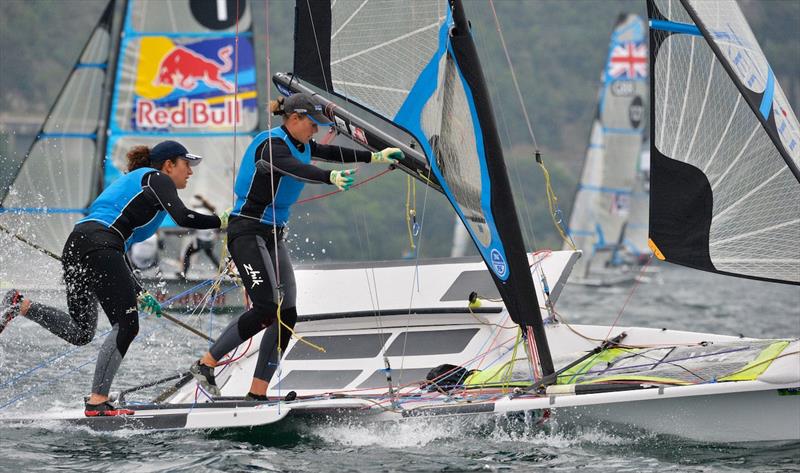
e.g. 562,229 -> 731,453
150,140 -> 202,166
283,93 -> 333,126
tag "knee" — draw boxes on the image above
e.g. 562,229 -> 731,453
280,307 -> 298,326
252,301 -> 279,325
117,318 -> 140,346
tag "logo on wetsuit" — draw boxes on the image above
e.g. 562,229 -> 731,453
243,264 -> 263,288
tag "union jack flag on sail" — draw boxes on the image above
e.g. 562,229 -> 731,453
608,42 -> 647,79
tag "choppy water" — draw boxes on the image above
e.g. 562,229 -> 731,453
1,263 -> 798,472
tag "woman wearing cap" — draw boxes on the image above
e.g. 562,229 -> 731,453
0,140 -> 222,416
189,92 -> 403,400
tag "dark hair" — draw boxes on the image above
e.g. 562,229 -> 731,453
125,145 -> 176,172
269,96 -> 286,116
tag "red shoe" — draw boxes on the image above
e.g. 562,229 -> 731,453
84,401 -> 135,417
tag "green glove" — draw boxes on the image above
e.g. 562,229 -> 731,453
371,147 -> 404,164
219,207 -> 232,230
330,169 -> 357,191
137,292 -> 162,317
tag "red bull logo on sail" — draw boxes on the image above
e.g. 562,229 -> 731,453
153,45 -> 235,93
133,37 -> 254,130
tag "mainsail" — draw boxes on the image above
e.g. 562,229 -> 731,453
564,14 -> 648,279
648,0 -> 800,284
0,0 -> 257,262
285,0 -> 554,374
105,0 -> 257,224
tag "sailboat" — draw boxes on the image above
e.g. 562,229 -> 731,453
5,0 -> 798,443
0,0 -> 257,308
564,13 -> 649,286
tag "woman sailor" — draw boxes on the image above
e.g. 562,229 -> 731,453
189,92 -> 403,400
0,141 -> 222,416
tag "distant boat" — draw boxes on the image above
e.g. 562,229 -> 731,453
564,13 -> 649,286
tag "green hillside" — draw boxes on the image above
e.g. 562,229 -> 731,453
1,0 -> 798,262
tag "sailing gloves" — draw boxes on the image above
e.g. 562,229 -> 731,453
328,148 -> 401,191
330,169 -> 357,191
137,292 -> 162,317
219,208 -> 232,230
371,147 -> 404,164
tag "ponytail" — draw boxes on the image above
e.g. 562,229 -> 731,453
126,145 -> 176,172
126,145 -> 152,172
269,96 -> 286,116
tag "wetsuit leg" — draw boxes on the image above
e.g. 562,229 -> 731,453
182,241 -> 199,274
23,232 -> 99,346
201,241 -> 219,267
253,241 -> 298,382
86,249 -> 140,396
209,234 -> 280,361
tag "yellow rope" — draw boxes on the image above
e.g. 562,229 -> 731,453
405,175 -> 417,250
500,328 -> 523,393
274,295 -> 326,353
538,158 -> 576,250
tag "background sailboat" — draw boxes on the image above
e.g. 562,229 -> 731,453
564,13 -> 649,286
1,0 -> 258,306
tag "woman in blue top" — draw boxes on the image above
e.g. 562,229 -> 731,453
0,141 -> 221,416
189,93 -> 403,400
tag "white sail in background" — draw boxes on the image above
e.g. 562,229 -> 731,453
565,13 -> 648,281
0,3 -> 115,258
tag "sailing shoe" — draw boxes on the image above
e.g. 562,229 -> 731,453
0,290 -> 24,335
84,401 -> 135,417
244,392 -> 268,401
190,361 -> 221,396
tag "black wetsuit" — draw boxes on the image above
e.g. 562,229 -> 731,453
25,169 -> 220,396
210,126 -> 370,382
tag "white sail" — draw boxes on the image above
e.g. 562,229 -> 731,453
649,0 -> 799,284
565,13 -> 648,280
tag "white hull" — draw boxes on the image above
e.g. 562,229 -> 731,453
12,253 -> 795,442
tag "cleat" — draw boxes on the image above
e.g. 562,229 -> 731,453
84,400 -> 135,417
190,361 -> 220,396
0,290 -> 23,335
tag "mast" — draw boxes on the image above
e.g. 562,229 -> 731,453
95,0 -> 126,197
448,0 -> 553,376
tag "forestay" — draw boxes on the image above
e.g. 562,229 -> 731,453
648,0 -> 800,284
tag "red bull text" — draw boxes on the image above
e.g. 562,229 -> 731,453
137,97 -> 242,128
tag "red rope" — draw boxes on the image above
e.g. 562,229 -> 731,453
603,255 -> 654,341
296,167 -> 394,205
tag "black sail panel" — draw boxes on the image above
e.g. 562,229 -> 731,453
647,0 -> 799,285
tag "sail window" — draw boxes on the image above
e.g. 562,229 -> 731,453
384,329 -> 479,356
270,370 -> 362,390
284,333 -> 389,360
